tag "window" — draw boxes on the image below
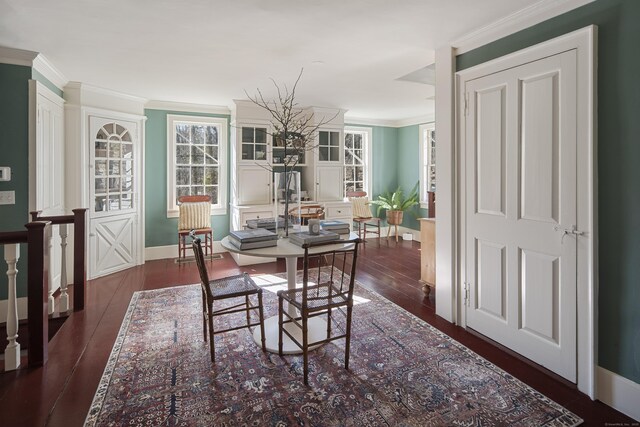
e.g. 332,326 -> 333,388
419,123 -> 436,207
167,115 -> 228,216
343,127 -> 372,196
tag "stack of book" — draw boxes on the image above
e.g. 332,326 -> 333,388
228,228 -> 278,250
288,230 -> 340,247
246,217 -> 287,231
320,220 -> 351,235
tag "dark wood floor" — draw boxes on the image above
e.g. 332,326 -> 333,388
0,238 -> 634,426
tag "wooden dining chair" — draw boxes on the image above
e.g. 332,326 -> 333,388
347,191 -> 381,242
191,231 -> 266,362
277,237 -> 360,385
288,204 -> 325,225
178,195 -> 213,260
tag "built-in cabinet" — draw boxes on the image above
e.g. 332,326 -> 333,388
230,101 -> 351,233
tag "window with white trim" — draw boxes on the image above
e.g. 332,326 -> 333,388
419,123 -> 436,207
343,126 -> 372,196
167,115 -> 228,216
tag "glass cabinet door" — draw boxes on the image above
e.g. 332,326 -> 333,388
318,130 -> 341,162
94,122 -> 134,213
241,126 -> 268,161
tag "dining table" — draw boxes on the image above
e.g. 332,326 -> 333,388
221,230 -> 358,354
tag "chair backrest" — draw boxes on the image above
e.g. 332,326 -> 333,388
288,204 -> 325,218
178,195 -> 212,231
301,238 -> 360,307
347,191 -> 372,219
190,232 -> 212,299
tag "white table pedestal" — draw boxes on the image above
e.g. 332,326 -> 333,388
253,316 -> 327,354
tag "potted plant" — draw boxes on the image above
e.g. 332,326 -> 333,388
369,182 -> 420,227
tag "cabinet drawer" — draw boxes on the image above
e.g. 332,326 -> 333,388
326,206 -> 352,218
240,210 -> 274,225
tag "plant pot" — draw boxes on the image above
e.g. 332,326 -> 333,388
386,210 -> 404,225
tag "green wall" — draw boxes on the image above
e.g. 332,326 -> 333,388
0,64 -> 32,299
457,0 -> 640,384
347,123 -> 426,230
144,109 -> 231,247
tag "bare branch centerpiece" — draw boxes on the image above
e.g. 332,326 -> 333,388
246,70 -> 337,237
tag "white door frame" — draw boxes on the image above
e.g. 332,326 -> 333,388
453,26 -> 597,397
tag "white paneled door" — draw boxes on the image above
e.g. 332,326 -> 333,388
464,50 -> 578,381
88,116 -> 140,279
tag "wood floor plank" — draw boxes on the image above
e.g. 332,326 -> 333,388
0,239 -> 634,426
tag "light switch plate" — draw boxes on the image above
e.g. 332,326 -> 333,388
0,167 -> 10,181
0,190 -> 16,205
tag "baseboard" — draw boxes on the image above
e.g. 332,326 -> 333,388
145,241 -> 227,261
0,297 -> 29,321
597,366 -> 640,421
381,225 -> 420,242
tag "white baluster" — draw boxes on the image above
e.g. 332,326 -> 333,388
4,243 -> 21,371
47,233 -> 55,315
58,224 -> 69,313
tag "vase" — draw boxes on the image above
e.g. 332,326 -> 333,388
275,171 -> 300,237
386,210 -> 404,225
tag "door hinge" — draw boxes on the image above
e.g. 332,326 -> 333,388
464,93 -> 470,116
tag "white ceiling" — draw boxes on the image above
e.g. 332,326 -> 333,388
0,0 -> 538,122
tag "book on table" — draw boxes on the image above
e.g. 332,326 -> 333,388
288,230 -> 340,246
229,228 -> 277,243
246,217 -> 288,230
320,220 -> 350,234
228,236 -> 277,250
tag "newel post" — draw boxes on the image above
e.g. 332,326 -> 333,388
25,221 -> 51,367
72,208 -> 87,311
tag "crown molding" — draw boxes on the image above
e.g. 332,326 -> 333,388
0,45 -> 38,66
0,46 -> 68,90
32,53 -> 68,90
66,81 -> 148,104
345,113 -> 434,129
146,100 -> 230,115
452,0 -> 596,54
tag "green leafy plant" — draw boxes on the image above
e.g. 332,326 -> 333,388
369,182 -> 420,216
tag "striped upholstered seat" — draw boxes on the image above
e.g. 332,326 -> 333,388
177,195 -> 213,259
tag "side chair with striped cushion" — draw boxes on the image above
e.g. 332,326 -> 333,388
347,191 -> 381,242
178,195 -> 213,260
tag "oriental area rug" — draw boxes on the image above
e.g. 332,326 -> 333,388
85,274 -> 582,427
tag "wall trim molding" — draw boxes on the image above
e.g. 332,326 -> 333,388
597,367 -> 640,421
451,0 -> 596,54
145,242 -> 226,261
32,54 -> 68,91
145,100 -> 230,115
0,45 -> 38,66
0,297 -> 29,322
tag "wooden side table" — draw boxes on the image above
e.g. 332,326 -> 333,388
419,218 -> 435,296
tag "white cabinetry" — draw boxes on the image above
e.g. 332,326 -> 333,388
230,101 -> 349,235
236,166 -> 271,205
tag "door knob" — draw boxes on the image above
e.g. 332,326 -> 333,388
554,225 -> 584,242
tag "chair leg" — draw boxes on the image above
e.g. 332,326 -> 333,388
258,291 -> 266,352
278,296 -> 284,356
303,313 -> 309,385
345,304 -> 353,371
387,225 -> 391,239
395,224 -> 399,242
201,289 -> 207,341
245,295 -> 251,326
208,308 -> 215,362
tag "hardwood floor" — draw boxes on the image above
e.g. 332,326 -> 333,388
0,238 -> 634,426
